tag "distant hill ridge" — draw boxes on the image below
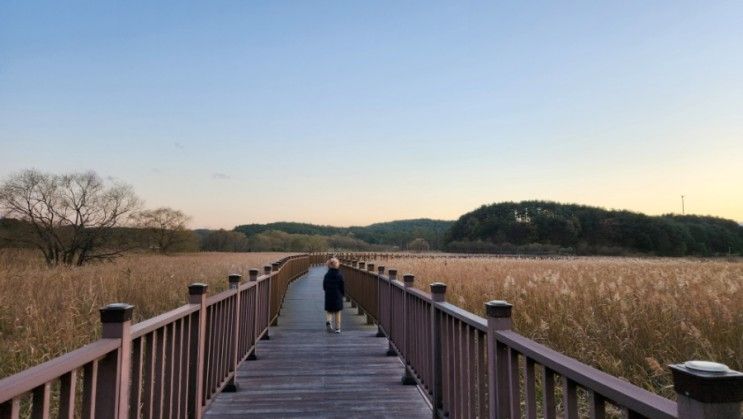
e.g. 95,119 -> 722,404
229,201 -> 743,255
234,219 -> 454,249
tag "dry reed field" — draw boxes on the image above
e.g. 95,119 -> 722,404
367,255 -> 743,399
0,250 -> 292,379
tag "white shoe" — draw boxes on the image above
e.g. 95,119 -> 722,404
334,328 -> 341,334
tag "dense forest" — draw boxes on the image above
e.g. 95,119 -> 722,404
446,201 -> 743,256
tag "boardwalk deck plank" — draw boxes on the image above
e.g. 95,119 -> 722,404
205,267 -> 432,418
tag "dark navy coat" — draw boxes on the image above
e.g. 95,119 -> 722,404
323,268 -> 345,312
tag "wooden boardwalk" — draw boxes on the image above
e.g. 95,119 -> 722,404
205,266 -> 432,418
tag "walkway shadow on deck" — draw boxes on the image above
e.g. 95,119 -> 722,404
205,266 -> 432,418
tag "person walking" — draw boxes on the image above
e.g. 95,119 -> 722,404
323,257 -> 344,333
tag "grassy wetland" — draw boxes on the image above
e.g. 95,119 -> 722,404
0,250 -> 291,378
366,255 -> 743,399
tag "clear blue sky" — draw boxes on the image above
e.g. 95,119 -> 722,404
2,1 -> 742,228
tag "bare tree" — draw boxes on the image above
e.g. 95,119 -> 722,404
0,169 -> 141,266
136,207 -> 193,253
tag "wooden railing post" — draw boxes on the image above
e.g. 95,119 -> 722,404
386,269 -> 398,356
348,261 -> 358,303
187,283 -> 208,419
670,361 -> 743,419
430,283 -> 447,417
271,263 -> 280,325
401,274 -> 416,385
262,265 -> 272,340
225,274 -> 241,392
364,263 -> 375,321
96,303 -> 134,419
351,261 -> 363,308
485,300 -> 513,419
376,265 -> 386,337
248,269 -> 259,360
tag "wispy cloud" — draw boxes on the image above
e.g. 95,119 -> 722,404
174,142 -> 184,149
212,172 -> 230,180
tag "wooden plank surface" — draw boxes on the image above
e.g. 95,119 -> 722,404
205,266 -> 432,418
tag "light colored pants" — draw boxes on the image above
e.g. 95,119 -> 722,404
325,311 -> 341,329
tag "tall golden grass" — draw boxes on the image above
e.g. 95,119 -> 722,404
369,255 -> 743,399
0,250 -> 291,378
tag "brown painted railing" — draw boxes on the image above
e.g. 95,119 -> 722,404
0,254 -> 310,419
337,254 -> 743,419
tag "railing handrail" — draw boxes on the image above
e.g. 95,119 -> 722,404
205,287 -> 238,306
237,274 -> 269,291
436,301 -> 488,333
495,329 -> 677,418
131,304 -> 200,339
0,338 -> 120,403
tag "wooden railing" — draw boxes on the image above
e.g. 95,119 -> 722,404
0,254 -> 310,419
337,255 -> 743,419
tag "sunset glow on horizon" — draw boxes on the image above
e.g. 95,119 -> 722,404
2,2 -> 742,228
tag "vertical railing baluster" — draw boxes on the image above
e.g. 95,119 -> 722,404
0,397 -> 21,419
142,334 -> 155,419
129,337 -> 143,419
467,326 -> 477,418
271,263 -> 280,325
589,390 -> 606,419
401,274 -> 416,385
202,307 -> 212,405
182,310 -> 193,417
162,323 -> 174,418
364,263 -> 375,322
30,382 -> 50,419
262,266 -> 271,340
456,318 -> 464,418
509,348 -> 521,419
225,274 -> 241,392
386,269 -> 398,356
444,315 -> 452,416
477,331 -> 488,419
376,265 -> 386,336
543,367 -> 556,419
155,320 -> 167,418
82,360 -> 98,419
59,370 -> 77,419
524,358 -> 537,419
248,269 -> 260,359
173,319 -> 185,419
563,377 -> 578,419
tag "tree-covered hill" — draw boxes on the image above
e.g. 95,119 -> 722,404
234,219 -> 454,250
446,201 -> 743,256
